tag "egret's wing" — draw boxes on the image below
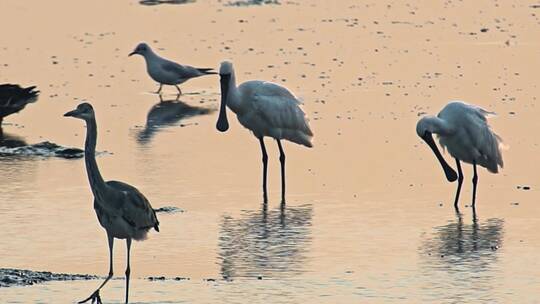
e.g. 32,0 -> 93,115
249,81 -> 313,136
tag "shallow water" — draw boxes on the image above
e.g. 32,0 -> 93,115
1,0 -> 540,303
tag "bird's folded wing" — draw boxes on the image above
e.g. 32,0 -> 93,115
251,82 -> 313,135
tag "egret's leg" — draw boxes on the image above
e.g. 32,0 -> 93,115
78,233 -> 114,304
125,238 -> 132,304
155,84 -> 163,94
453,158 -> 464,209
472,162 -> 478,207
258,137 -> 268,203
277,139 -> 286,204
175,85 -> 182,95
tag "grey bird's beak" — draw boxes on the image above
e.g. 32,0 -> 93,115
128,50 -> 137,57
64,109 -> 79,117
421,131 -> 458,182
216,74 -> 230,132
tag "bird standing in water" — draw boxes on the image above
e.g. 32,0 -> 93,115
416,101 -> 504,208
216,61 -> 313,204
129,42 -> 216,95
64,103 -> 159,304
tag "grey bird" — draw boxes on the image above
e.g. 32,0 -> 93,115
0,84 -> 39,136
64,103 -> 159,304
129,42 -> 216,95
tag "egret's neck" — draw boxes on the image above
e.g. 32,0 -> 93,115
84,117 -> 107,197
225,72 -> 241,113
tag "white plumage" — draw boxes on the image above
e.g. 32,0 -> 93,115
416,100 -> 504,208
216,61 -> 313,203
232,80 -> 313,147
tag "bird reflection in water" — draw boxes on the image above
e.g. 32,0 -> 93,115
218,202 -> 313,279
137,95 -> 213,144
419,209 -> 504,301
0,133 -> 27,149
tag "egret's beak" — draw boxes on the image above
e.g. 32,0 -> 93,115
128,50 -> 137,57
216,74 -> 230,132
422,131 -> 457,182
63,109 -> 79,117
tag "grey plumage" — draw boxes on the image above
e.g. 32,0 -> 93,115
64,102 -> 158,304
129,42 -> 216,94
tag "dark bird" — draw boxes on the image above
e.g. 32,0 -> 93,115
64,102 -> 159,304
0,84 -> 39,135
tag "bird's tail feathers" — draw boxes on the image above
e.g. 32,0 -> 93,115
197,68 -> 218,75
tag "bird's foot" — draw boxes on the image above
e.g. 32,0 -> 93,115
78,290 -> 103,304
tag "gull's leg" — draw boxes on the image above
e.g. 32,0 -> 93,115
175,85 -> 182,95
472,161 -> 478,207
277,139 -> 286,204
125,238 -> 132,304
78,233 -> 114,304
155,84 -> 163,94
453,158 -> 464,210
259,137 -> 268,203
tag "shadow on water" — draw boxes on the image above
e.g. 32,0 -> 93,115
136,97 -> 213,145
419,208 -> 504,302
218,202 -> 313,279
139,0 -> 195,5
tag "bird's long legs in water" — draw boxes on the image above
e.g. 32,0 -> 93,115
79,233 -> 114,304
259,137 -> 268,203
472,161 -> 478,207
175,85 -> 183,95
125,238 -> 132,304
277,139 -> 286,204
155,84 -> 163,94
454,158 -> 464,209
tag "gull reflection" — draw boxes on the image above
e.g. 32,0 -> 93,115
137,96 -> 213,144
419,209 -> 504,302
218,203 -> 313,279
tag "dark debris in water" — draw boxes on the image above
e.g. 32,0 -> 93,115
0,141 -> 83,159
147,276 -> 190,281
139,0 -> 195,5
0,268 -> 97,288
226,0 -> 280,6
154,206 -> 184,214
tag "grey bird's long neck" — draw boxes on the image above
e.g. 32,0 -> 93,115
84,117 -> 107,197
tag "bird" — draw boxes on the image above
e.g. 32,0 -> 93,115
416,101 -> 504,209
215,61 -> 313,204
0,84 -> 39,136
129,42 -> 216,95
64,102 -> 159,304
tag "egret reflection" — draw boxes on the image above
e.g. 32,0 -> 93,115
137,97 -> 213,144
419,210 -> 504,302
218,203 -> 313,279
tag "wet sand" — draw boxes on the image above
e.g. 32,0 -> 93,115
1,0 -> 540,303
